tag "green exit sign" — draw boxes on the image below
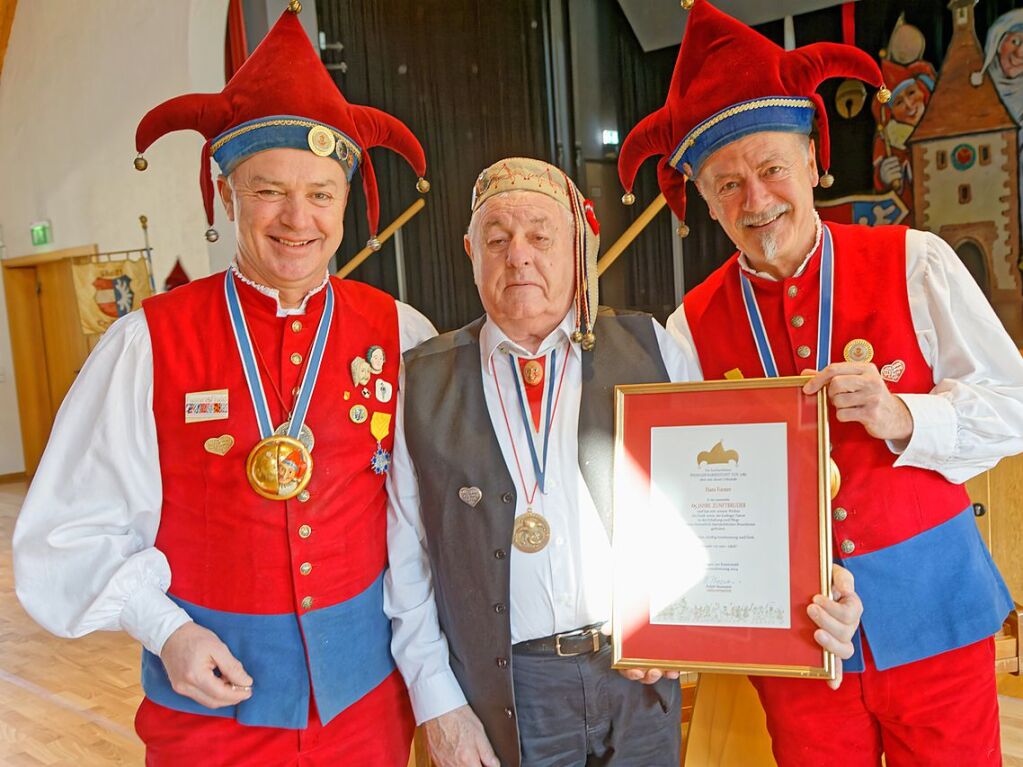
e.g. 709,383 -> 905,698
30,220 -> 52,247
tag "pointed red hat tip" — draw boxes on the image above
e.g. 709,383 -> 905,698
619,0 -> 884,217
135,7 -> 426,239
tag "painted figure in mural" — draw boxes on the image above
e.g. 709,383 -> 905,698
982,8 -> 1023,122
980,7 -> 1023,266
620,1 -> 1023,764
872,16 -> 937,227
12,5 -> 436,766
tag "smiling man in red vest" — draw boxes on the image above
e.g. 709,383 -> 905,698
13,4 -> 434,765
619,2 -> 1023,765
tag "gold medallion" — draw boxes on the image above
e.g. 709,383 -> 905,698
512,510 -> 550,553
830,458 -> 841,500
246,435 -> 312,501
350,404 -> 369,424
307,125 -> 336,157
522,360 -> 544,387
843,338 -> 874,364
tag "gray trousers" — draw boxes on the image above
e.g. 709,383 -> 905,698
511,644 -> 682,767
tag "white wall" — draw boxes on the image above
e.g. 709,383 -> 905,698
0,0 -> 231,472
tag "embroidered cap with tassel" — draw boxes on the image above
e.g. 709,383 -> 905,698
470,158 -> 600,350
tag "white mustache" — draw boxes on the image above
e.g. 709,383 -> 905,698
740,204 -> 791,228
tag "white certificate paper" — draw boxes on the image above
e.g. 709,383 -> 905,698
647,422 -> 790,629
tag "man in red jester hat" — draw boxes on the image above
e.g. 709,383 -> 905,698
619,2 -> 1023,765
14,3 -> 434,764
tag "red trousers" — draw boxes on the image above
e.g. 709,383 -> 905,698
751,637 -> 1001,767
136,669 -> 414,767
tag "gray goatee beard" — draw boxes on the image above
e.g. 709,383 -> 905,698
740,204 -> 791,263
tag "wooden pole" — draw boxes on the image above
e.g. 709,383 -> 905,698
337,197 -> 426,279
596,193 -> 667,277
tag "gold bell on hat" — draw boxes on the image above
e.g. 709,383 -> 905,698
416,177 -> 431,194
621,192 -> 636,206
877,85 -> 891,104
288,0 -> 302,13
134,154 -> 148,171
205,227 -> 219,242
681,0 -> 695,8
820,172 -> 835,188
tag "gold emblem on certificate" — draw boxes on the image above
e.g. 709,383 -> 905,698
843,338 -> 874,364
246,435 -> 313,501
512,510 -> 550,553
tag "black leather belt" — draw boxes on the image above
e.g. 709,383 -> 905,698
512,624 -> 609,657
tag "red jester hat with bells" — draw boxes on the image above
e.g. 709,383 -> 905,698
133,0 -> 428,249
617,0 -> 889,237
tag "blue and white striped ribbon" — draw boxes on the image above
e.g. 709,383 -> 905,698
224,271 -> 334,439
508,349 -> 559,493
739,224 -> 834,377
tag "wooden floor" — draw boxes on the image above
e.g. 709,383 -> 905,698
2,478 -> 1022,766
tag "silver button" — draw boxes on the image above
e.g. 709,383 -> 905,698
300,562 -> 312,575
833,507 -> 848,522
301,596 -> 313,610
297,490 -> 310,503
787,285 -> 798,298
797,345 -> 812,359
298,524 -> 312,539
840,539 -> 855,555
790,315 -> 805,328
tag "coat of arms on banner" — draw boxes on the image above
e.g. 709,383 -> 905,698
72,257 -> 154,334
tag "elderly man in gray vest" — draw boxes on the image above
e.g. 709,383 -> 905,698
385,157 -> 862,767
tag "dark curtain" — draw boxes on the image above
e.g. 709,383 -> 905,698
317,0 -> 552,331
610,2 -> 678,318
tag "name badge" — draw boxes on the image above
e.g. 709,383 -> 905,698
185,389 -> 229,423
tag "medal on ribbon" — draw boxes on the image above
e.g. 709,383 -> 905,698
370,411 -> 392,475
225,272 -> 333,501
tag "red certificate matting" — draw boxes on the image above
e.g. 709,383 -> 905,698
612,377 -> 834,679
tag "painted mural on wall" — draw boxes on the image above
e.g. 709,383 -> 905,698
909,0 -> 1022,341
872,16 -> 937,227
819,2 -> 1023,342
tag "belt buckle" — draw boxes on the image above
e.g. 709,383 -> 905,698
555,629 -> 600,657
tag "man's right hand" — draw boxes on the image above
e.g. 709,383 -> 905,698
160,622 -> 254,709
423,705 -> 500,767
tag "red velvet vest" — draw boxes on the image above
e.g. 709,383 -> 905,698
144,272 -> 399,613
684,223 -> 970,559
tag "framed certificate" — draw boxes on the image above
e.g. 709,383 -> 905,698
611,376 -> 835,679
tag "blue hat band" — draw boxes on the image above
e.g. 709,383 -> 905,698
211,115 -> 362,179
669,97 -> 815,178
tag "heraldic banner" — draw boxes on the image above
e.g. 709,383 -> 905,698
71,256 -> 153,335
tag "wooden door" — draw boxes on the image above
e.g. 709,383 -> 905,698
3,245 -> 98,475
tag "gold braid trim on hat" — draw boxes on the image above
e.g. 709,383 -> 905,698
210,118 -> 362,165
669,96 -> 816,169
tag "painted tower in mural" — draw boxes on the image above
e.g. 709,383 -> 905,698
909,0 -> 1022,342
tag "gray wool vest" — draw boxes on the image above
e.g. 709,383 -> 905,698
402,310 -> 669,767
